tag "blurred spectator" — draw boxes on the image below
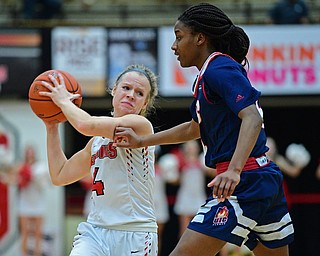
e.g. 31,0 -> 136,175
267,0 -> 310,24
157,147 -> 180,255
173,140 -> 207,238
0,128 -> 11,171
266,137 -> 310,178
81,0 -> 97,11
315,160 -> 320,180
17,145 -> 50,256
22,0 -> 62,19
0,127 -> 15,185
154,146 -> 170,256
266,137 -> 310,209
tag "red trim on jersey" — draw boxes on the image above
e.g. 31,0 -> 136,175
193,52 -> 235,99
201,81 -> 215,104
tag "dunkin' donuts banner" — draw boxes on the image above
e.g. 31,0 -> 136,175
246,25 -> 320,95
158,25 -> 320,96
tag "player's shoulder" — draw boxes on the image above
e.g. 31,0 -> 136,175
207,55 -> 236,72
204,56 -> 240,81
123,114 -> 152,126
122,114 -> 154,135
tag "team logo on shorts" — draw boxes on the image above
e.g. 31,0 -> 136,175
213,206 -> 229,226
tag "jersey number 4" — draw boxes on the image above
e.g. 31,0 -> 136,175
92,167 -> 104,196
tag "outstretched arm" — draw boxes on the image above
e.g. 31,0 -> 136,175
114,119 -> 200,148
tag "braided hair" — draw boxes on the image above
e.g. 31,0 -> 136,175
178,3 -> 250,66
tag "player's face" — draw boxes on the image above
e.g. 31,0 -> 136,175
171,21 -> 201,68
112,72 -> 150,117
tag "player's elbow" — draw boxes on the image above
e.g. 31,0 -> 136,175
49,175 -> 64,186
48,168 -> 69,186
255,114 -> 263,128
252,115 -> 263,132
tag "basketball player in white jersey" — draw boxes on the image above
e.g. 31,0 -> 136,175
41,64 -> 159,256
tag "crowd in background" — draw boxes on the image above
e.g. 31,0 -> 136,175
1,0 -> 319,25
0,130 -> 51,256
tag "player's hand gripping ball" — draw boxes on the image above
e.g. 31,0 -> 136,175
28,70 -> 82,123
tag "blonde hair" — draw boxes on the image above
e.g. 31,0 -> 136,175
110,64 -> 158,117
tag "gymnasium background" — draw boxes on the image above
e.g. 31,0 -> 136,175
0,16 -> 320,256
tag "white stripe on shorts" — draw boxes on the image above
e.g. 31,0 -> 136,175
229,198 -> 257,238
253,213 -> 292,233
191,198 -> 220,223
253,213 -> 294,241
257,223 -> 294,241
196,199 -> 220,214
229,200 -> 293,242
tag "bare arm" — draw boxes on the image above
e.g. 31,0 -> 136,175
228,104 -> 263,173
208,104 -> 263,201
45,123 -> 92,186
114,119 -> 200,148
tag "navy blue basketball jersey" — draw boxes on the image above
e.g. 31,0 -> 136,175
190,52 -> 268,168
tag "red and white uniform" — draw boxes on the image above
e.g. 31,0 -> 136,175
87,136 -> 157,232
70,137 -> 158,255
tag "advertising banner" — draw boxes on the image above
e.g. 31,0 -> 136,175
158,25 -> 320,96
107,28 -> 157,88
52,27 -> 107,97
0,29 -> 42,98
246,25 -> 320,95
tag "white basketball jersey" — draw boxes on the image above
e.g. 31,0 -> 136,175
87,136 -> 157,233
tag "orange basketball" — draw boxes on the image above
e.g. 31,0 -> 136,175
28,70 -> 82,123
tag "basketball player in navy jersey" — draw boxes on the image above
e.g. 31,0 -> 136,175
41,64 -> 159,255
114,3 -> 294,256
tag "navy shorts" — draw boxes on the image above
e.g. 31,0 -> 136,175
188,162 -> 294,250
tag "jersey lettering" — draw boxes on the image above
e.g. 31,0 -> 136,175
196,100 -> 202,124
91,142 -> 117,166
92,167 -> 104,196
